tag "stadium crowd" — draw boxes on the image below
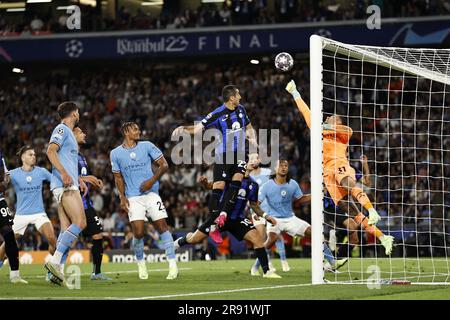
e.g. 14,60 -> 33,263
0,59 -> 448,258
1,0 -> 450,36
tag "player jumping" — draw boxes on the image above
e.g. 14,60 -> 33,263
285,80 -> 394,255
172,85 -> 258,244
45,102 -> 88,285
111,122 -> 178,280
250,159 -> 348,274
0,146 -> 57,280
174,162 -> 282,278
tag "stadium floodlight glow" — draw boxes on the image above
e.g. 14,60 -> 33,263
12,68 -> 24,74
141,1 -> 163,6
250,59 -> 259,65
26,0 -> 51,3
202,0 -> 225,3
6,7 -> 25,11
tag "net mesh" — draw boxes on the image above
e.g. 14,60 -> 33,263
319,39 -> 450,284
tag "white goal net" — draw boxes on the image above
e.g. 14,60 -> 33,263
310,35 -> 450,285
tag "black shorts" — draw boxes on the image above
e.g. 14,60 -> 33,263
220,217 -> 255,241
0,199 -> 14,229
324,205 -> 349,228
213,152 -> 247,182
83,206 -> 103,237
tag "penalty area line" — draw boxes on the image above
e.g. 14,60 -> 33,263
124,283 -> 315,300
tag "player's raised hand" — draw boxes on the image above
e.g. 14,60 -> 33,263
61,171 -> 73,187
285,80 -> 301,99
198,176 -> 210,189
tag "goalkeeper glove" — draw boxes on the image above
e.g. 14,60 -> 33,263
285,80 -> 301,99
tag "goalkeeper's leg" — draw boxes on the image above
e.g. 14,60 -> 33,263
340,176 -> 380,225
339,198 -> 394,255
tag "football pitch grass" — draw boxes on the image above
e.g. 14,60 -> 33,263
0,258 -> 449,300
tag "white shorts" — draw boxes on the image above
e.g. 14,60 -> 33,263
12,213 -> 51,235
128,192 -> 168,222
251,212 -> 266,227
267,216 -> 310,237
52,186 -> 80,204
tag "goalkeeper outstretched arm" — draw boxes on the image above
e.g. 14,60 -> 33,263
285,80 -> 311,128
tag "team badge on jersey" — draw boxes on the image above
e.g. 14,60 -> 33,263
238,189 -> 246,197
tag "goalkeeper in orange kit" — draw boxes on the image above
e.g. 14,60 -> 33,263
285,80 -> 394,255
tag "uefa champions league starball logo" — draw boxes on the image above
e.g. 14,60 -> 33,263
65,40 -> 84,58
26,176 -> 32,184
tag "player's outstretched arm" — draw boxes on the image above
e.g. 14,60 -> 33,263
249,201 -> 277,225
139,156 -> 169,193
47,143 -> 73,187
172,122 -> 203,138
81,175 -> 104,190
245,123 -> 258,154
360,155 -> 372,188
198,176 -> 213,190
285,80 -> 311,128
293,194 -> 311,208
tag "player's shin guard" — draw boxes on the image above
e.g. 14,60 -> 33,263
53,224 -> 82,264
254,248 -> 270,274
354,213 -> 383,239
351,187 -> 374,211
208,189 -> 223,219
161,231 -> 176,265
219,181 -> 241,216
1,228 -> 19,271
132,237 -> 144,261
275,239 -> 287,261
92,239 -> 103,275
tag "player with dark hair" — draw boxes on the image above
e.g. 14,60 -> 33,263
45,101 -> 88,285
111,122 -> 178,280
0,146 -> 56,281
0,152 -> 27,284
285,80 -> 394,255
71,126 -> 111,280
172,85 -> 258,244
174,162 -> 282,278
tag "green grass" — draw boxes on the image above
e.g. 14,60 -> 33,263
0,259 -> 449,300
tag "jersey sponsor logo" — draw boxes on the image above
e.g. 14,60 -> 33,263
238,188 -> 246,197
231,122 -> 241,130
26,176 -> 32,183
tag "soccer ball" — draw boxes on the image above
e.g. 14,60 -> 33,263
274,52 -> 294,72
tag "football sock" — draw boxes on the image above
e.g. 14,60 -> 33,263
255,247 -> 270,274
53,224 -> 82,264
275,239 -> 287,261
132,237 -> 144,261
92,238 -> 103,274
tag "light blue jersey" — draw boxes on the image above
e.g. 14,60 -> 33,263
258,178 -> 303,218
49,123 -> 79,190
250,167 -> 271,212
10,166 -> 52,215
110,141 -> 163,197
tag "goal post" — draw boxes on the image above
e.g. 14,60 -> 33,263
310,35 -> 450,285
